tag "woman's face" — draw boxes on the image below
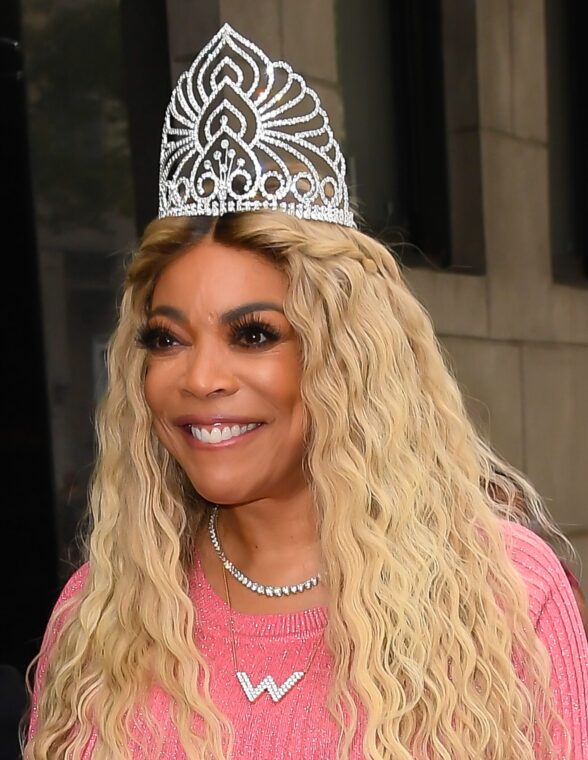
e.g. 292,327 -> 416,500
142,238 -> 307,505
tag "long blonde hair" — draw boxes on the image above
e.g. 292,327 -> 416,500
26,212 -> 569,758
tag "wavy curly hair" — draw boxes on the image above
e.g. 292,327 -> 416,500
25,212 -> 569,759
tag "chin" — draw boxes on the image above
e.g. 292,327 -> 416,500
188,476 -> 262,507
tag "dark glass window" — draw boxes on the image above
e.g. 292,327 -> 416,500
547,0 -> 588,284
22,0 -> 135,576
338,0 -> 452,269
338,0 -> 488,275
21,0 -> 169,580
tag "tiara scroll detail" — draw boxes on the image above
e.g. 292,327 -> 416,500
158,24 -> 355,228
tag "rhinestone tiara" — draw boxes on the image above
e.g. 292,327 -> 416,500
158,23 -> 355,228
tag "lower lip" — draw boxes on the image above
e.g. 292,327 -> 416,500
179,424 -> 264,450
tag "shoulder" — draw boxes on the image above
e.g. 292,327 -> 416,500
55,562 -> 90,609
32,565 -> 89,683
59,562 -> 90,597
29,564 -> 91,737
498,520 -> 570,623
499,522 -> 588,756
44,563 -> 90,642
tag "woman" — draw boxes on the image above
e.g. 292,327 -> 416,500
26,24 -> 587,760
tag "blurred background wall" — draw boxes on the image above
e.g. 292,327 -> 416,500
1,0 -> 586,676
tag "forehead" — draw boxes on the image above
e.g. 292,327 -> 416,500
151,239 -> 288,308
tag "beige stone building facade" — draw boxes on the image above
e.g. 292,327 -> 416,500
411,0 -> 588,579
164,0 -> 588,580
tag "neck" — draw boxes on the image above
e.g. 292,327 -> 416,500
196,488 -> 328,613
215,489 -> 321,575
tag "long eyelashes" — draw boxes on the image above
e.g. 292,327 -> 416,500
228,313 -> 281,346
136,324 -> 177,351
135,314 -> 282,353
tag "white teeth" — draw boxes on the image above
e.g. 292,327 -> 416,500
189,423 -> 260,444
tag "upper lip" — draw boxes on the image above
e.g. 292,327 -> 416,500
173,414 -> 264,427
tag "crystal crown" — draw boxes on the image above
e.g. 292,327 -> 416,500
158,24 -> 355,228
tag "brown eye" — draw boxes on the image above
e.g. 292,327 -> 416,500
136,325 -> 180,352
237,325 -> 270,345
229,316 -> 281,348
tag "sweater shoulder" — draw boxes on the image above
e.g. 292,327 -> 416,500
499,520 -> 569,622
46,563 -> 90,636
56,562 -> 90,607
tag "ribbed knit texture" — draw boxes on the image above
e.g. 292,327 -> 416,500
30,521 -> 588,758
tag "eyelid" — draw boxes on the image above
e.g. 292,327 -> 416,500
136,321 -> 184,351
228,313 -> 282,347
146,319 -> 185,339
229,311 -> 279,328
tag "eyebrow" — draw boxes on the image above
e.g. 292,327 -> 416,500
147,305 -> 187,322
220,302 -> 285,323
147,301 -> 285,324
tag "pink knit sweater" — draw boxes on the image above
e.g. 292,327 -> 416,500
30,522 -> 588,758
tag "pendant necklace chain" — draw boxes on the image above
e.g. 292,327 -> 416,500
213,506 -> 325,703
221,560 -> 325,703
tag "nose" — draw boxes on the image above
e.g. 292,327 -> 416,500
180,338 -> 238,399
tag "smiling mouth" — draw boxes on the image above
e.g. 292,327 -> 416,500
186,422 -> 263,444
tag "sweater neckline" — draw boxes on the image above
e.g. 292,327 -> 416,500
190,553 -> 329,637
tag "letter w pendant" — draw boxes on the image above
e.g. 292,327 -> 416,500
236,670 -> 305,702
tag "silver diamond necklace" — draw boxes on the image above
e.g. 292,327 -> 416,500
208,506 -> 321,597
221,559 -> 324,703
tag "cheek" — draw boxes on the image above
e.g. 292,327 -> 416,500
143,367 -> 158,413
143,370 -> 180,455
268,363 -> 305,439
252,353 -> 302,412
282,364 -> 304,419
143,363 -> 171,422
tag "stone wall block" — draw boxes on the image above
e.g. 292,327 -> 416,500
550,285 -> 588,345
482,132 -> 552,339
281,0 -> 338,83
476,0 -> 511,131
440,336 -> 524,468
511,0 -> 548,142
405,269 -> 488,339
481,126 -> 588,345
522,344 -> 588,529
220,0 -> 281,59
